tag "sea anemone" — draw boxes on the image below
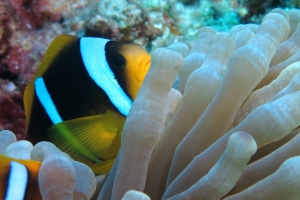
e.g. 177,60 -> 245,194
0,130 -> 96,200
98,8 -> 300,200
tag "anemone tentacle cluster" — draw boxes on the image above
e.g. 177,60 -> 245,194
99,8 -> 300,200
0,130 -> 96,200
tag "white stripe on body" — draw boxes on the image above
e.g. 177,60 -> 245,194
80,38 -> 132,116
35,77 -> 63,124
5,161 -> 28,200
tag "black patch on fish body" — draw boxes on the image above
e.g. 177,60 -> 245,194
0,164 -> 9,200
105,41 -> 132,99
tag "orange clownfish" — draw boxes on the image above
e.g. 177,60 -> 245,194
24,35 -> 151,174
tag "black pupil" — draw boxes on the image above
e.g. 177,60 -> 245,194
114,55 -> 125,68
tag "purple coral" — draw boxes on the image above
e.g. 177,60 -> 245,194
7,0 -> 62,29
0,80 -> 26,140
0,0 -> 66,139
5,45 -> 34,77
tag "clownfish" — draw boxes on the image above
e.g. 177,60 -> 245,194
0,154 -> 41,200
24,35 -> 151,174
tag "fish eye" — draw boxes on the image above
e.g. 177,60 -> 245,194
113,54 -> 125,69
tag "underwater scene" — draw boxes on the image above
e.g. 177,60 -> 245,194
1,0 -> 300,199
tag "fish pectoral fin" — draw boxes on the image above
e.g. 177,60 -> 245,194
48,114 -> 119,163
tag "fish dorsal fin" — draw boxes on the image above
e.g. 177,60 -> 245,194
24,35 -> 78,130
33,35 -> 78,78
47,111 -> 123,169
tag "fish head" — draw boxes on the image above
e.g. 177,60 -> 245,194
107,43 -> 151,100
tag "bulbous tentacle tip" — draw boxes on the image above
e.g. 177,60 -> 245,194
121,190 -> 150,200
0,130 -> 17,153
167,42 -> 190,58
4,140 -> 33,159
150,47 -> 184,72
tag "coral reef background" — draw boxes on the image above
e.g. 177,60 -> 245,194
0,0 -> 299,139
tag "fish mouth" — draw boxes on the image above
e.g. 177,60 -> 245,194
136,54 -> 151,81
144,57 -> 151,71
143,54 -> 151,70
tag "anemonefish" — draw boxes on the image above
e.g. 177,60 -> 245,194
0,154 -> 41,200
24,35 -> 151,174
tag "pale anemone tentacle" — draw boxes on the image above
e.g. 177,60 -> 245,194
110,48 -> 183,200
256,23 -> 300,89
0,130 -> 17,153
225,156 -> 300,200
177,26 -> 216,92
121,190 -> 150,200
5,140 -> 33,159
90,175 -> 106,200
31,142 -> 77,200
145,32 -> 235,199
165,132 -> 257,200
257,49 -> 300,89
98,155 -> 119,200
249,128 -> 300,162
167,42 -> 190,58
31,142 -> 96,200
229,24 -> 259,38
167,10 -> 291,185
232,29 -> 255,49
163,88 -> 182,130
104,8 -> 300,200
288,9 -> 300,37
164,88 -> 300,199
232,61 -> 300,128
228,131 -> 300,196
72,160 -> 97,200
270,23 -> 300,67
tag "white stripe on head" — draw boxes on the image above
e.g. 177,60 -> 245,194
35,77 -> 63,124
80,37 -> 132,116
5,161 -> 28,200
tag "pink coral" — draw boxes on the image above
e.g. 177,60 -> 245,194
0,0 -> 64,141
7,0 -> 62,29
0,2 -> 13,59
0,80 -> 26,140
5,45 -> 34,76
